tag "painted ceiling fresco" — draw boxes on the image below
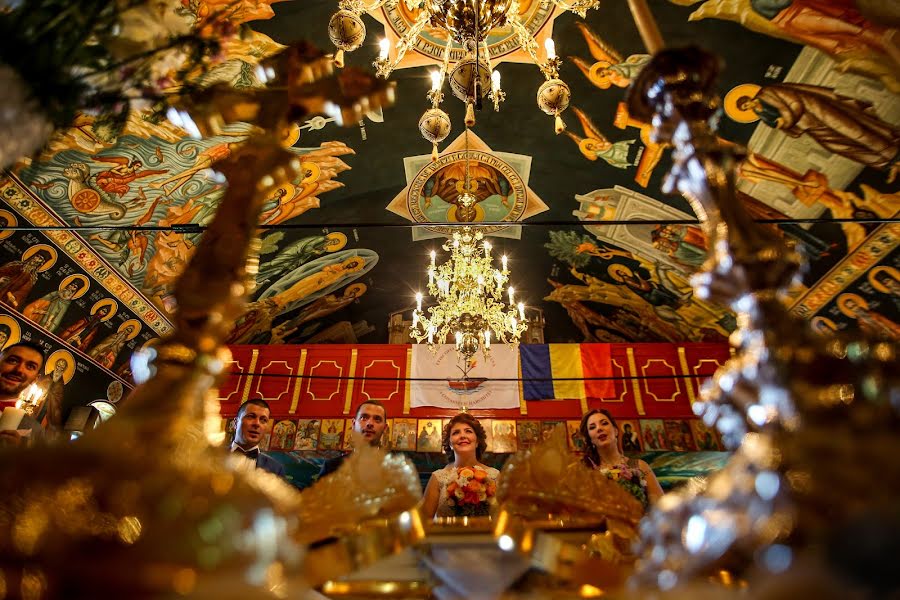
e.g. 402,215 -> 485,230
1,0 -> 898,392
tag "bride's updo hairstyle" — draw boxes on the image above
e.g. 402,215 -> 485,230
442,413 -> 488,462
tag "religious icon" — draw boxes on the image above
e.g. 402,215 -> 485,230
269,419 -> 297,452
619,419 -> 643,454
541,420 -> 564,441
87,318 -> 141,369
294,419 -> 321,450
0,314 -> 22,351
491,420 -> 518,453
319,418 -> 345,450
0,244 -> 58,309
690,420 -> 722,451
35,349 -> 76,432
392,417 -> 418,451
566,420 -> 586,452
22,274 -> 90,333
60,298 -> 118,351
416,418 -> 442,453
640,419 -> 667,451
664,420 -> 697,452
516,420 -> 541,448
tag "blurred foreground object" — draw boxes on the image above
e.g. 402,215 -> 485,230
0,41 -> 399,598
626,47 -> 900,596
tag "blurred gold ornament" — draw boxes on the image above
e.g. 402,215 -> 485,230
492,426 -> 641,590
294,440 -> 426,585
626,47 -> 900,594
174,41 -> 396,139
0,136 -> 306,599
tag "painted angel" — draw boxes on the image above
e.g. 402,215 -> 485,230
569,22 -> 650,89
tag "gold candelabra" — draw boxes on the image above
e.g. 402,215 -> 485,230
410,225 -> 526,363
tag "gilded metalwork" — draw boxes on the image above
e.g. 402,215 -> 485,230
626,47 -> 900,593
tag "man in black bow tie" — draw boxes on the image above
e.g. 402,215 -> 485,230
230,398 -> 285,477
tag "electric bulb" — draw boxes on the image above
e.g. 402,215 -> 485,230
544,38 -> 556,60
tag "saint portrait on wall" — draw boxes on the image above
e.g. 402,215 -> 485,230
22,274 -> 90,333
35,349 -> 76,433
294,419 -> 321,450
0,315 -> 22,351
0,244 -> 58,309
319,418 -> 345,450
269,419 -> 297,452
491,420 -> 518,454
88,318 -> 141,369
59,298 -> 117,352
416,419 -> 442,453
392,418 -> 417,451
618,419 -> 642,454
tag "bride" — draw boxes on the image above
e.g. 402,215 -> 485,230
422,413 -> 500,519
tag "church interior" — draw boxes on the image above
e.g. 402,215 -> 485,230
0,0 -> 898,598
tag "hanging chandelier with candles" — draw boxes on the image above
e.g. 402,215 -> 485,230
410,225 -> 527,362
328,0 -> 595,157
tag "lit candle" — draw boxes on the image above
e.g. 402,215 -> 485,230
455,331 -> 463,348
484,329 -> 491,349
544,38 -> 556,60
484,241 -> 491,255
0,406 -> 25,431
430,250 -> 436,266
491,69 -> 501,93
430,70 -> 441,91
501,255 -> 508,271
428,267 -> 434,286
511,317 -> 517,331
518,302 -> 525,321
379,38 -> 390,60
412,311 -> 419,329
428,326 -> 435,344
477,275 -> 484,288
416,292 -> 423,311
508,286 -> 514,304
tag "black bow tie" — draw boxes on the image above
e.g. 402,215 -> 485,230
234,448 -> 259,461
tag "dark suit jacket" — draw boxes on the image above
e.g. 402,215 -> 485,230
318,452 -> 349,479
257,452 -> 286,476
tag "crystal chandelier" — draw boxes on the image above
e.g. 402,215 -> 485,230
328,0 -> 597,157
410,221 -> 527,362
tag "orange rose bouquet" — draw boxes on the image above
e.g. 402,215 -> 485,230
446,465 -> 497,517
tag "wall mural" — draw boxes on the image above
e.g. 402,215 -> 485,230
1,1 -> 898,428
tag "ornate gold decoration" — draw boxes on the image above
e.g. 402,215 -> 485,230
410,223 -> 526,364
329,0 -> 601,145
296,440 -> 426,585
0,44 -> 402,598
492,426 -> 642,589
625,47 -> 900,594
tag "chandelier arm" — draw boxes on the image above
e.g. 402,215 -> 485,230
396,9 -> 432,66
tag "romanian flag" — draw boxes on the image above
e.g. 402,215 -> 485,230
520,344 -> 613,400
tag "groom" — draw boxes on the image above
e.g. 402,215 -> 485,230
230,398 -> 285,477
317,400 -> 387,479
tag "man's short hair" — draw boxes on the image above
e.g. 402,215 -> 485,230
354,399 -> 386,419
2,341 -> 46,363
237,397 -> 271,416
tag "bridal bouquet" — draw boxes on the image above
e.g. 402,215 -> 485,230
446,466 -> 497,517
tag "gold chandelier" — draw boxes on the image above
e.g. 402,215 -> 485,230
328,0 -> 598,157
410,223 -> 526,362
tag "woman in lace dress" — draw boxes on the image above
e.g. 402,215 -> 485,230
580,409 -> 663,512
422,413 -> 500,519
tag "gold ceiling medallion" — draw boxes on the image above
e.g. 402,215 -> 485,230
328,0 -> 594,152
387,129 -> 547,240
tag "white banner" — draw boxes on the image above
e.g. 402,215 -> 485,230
410,344 -> 520,410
